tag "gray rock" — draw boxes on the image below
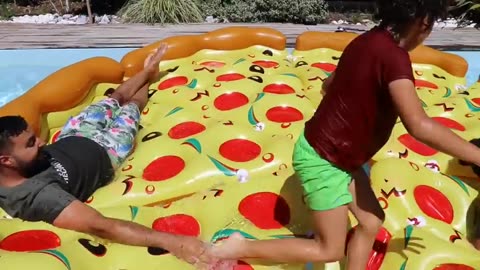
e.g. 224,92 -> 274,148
205,16 -> 215,23
39,13 -> 55,23
205,16 -> 217,23
99,14 -> 110,24
76,15 -> 88,24
57,19 -> 75,24
2,13 -> 119,24
110,15 -> 119,23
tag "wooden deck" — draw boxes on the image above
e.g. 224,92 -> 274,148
0,23 -> 479,50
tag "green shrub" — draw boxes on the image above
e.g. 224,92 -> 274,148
0,3 -> 14,19
198,0 -> 328,24
118,0 -> 204,24
451,0 -> 480,27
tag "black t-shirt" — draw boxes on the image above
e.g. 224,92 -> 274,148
0,136 -> 114,223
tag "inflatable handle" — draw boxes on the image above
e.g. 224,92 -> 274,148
0,57 -> 124,137
121,26 -> 287,78
295,31 -> 468,78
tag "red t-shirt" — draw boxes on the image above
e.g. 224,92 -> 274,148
304,27 -> 415,172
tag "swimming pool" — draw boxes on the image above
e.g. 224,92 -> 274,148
0,48 -> 134,107
0,48 -> 478,108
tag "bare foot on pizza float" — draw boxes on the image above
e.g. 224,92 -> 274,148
144,43 -> 169,81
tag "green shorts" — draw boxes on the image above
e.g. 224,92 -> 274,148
293,131 -> 353,211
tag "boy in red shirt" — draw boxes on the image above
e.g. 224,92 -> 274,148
207,0 -> 480,268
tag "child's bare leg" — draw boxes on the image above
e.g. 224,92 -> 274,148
346,169 -> 385,270
209,206 -> 350,263
206,132 -> 361,265
111,43 -> 168,104
207,172 -> 384,267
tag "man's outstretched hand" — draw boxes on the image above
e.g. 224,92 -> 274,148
169,235 -> 212,265
52,200 -> 218,267
169,235 -> 240,269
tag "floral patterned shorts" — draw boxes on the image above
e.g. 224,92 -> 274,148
57,98 -> 140,169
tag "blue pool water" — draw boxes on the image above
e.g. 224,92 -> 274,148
0,48 -> 478,108
451,51 -> 480,87
0,48 -> 134,107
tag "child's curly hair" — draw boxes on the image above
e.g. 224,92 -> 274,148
375,0 -> 449,34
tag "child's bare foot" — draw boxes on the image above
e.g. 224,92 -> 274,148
208,232 -> 248,260
144,43 -> 168,81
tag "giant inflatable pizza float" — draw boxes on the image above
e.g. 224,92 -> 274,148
0,27 -> 479,270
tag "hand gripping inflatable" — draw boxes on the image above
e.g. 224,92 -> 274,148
0,26 -> 479,270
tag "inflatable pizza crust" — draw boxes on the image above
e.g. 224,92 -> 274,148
0,27 -> 479,270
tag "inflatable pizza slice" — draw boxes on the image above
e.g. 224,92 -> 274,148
0,27 -> 478,270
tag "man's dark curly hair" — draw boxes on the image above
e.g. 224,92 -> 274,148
375,0 -> 449,34
0,116 -> 28,154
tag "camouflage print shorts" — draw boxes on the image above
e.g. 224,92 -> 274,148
57,98 -> 140,169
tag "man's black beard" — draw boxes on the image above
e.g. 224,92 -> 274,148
17,148 -> 52,178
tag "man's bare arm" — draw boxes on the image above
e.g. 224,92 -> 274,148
52,200 -> 207,264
